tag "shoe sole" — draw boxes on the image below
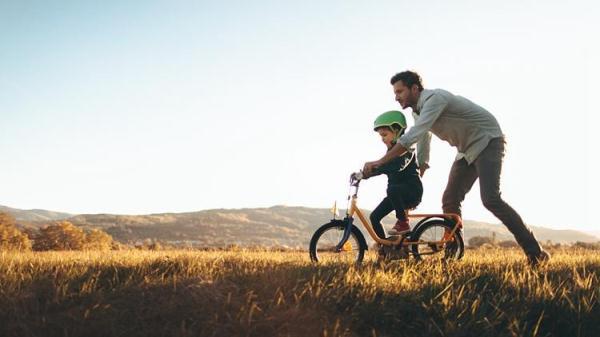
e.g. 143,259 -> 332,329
387,230 -> 410,235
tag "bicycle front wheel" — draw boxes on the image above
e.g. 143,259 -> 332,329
411,219 -> 464,261
309,221 -> 366,264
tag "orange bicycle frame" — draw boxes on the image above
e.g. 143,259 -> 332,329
347,193 -> 462,247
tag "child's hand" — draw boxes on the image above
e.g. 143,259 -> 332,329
350,171 -> 364,181
363,161 -> 381,176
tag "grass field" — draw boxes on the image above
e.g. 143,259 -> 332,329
0,248 -> 598,337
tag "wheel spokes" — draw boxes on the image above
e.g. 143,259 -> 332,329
416,225 -> 449,260
315,227 -> 361,263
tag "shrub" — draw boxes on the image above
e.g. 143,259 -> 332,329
498,240 -> 518,248
572,241 -> 600,250
84,229 -> 114,250
33,221 -> 86,251
468,235 -> 495,248
0,212 -> 32,251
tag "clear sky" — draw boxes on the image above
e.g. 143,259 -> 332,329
1,0 -> 598,235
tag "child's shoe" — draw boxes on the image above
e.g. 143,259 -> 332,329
388,219 -> 410,235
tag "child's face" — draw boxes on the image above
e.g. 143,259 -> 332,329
377,128 -> 396,149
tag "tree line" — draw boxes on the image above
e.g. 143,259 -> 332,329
0,212 -> 114,251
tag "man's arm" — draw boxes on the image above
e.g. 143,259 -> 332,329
397,93 -> 447,150
363,142 -> 408,176
416,131 -> 432,177
364,92 -> 447,176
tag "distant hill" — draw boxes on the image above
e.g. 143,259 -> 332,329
65,206 -> 326,248
3,204 -> 598,247
0,205 -> 72,222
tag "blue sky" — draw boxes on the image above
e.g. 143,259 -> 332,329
1,0 -> 598,234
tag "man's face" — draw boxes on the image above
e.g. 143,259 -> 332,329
393,81 -> 419,110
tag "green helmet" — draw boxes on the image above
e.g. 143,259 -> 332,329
373,110 -> 407,131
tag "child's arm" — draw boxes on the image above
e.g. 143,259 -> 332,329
353,168 -> 382,180
363,168 -> 383,179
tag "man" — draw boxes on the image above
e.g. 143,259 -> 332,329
363,70 -> 550,265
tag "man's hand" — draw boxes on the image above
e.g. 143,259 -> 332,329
419,166 -> 428,177
363,161 -> 381,176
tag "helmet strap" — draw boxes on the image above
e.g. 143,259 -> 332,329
393,128 -> 405,143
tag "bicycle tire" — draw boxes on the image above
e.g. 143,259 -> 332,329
309,221 -> 366,264
410,219 -> 464,261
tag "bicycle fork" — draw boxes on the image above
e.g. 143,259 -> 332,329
335,217 -> 354,252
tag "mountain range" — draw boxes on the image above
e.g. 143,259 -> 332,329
3,204 -> 598,248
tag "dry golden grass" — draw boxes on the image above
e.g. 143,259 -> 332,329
0,248 -> 598,337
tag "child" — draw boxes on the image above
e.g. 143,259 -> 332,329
353,110 -> 423,237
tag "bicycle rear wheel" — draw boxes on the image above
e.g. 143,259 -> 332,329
410,219 -> 464,261
309,221 -> 366,264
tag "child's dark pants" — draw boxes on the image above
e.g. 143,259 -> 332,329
370,182 -> 423,239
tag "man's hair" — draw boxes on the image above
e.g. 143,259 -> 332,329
390,71 -> 424,91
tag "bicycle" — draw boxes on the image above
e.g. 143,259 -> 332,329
309,174 -> 465,264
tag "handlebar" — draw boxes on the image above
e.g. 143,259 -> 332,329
344,172 -> 362,215
348,172 -> 362,200
349,176 -> 361,187
349,171 -> 363,187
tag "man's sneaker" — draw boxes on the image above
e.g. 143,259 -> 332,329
528,250 -> 551,267
388,219 -> 410,236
